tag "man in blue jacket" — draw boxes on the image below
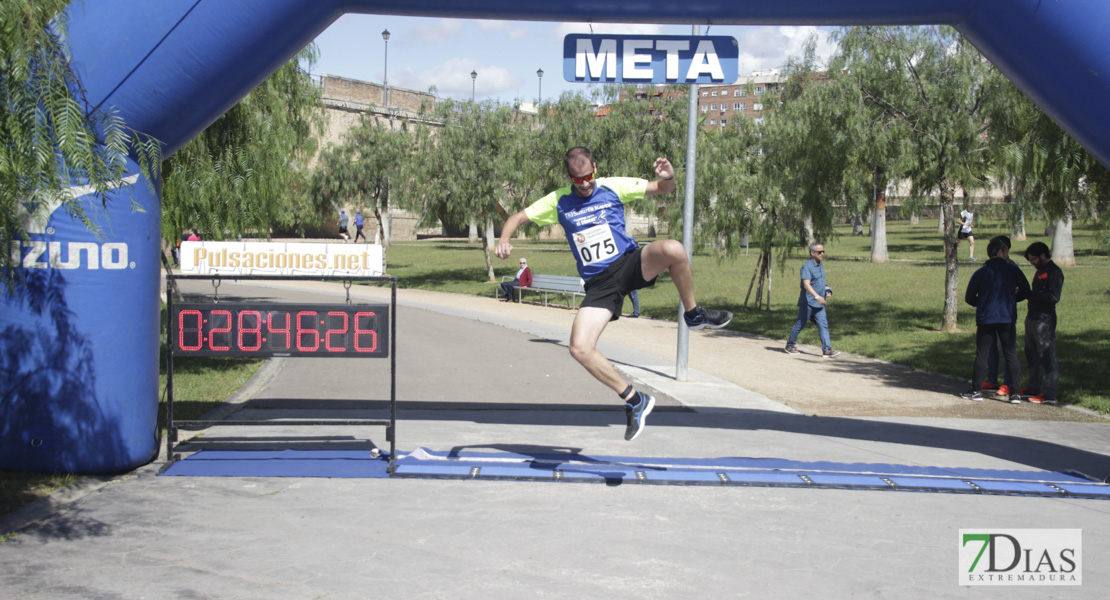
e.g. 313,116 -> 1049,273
961,236 -> 1031,403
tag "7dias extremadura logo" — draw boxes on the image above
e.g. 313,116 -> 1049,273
959,529 -> 1081,585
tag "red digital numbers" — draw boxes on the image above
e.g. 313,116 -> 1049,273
177,309 -> 204,351
238,310 -> 262,351
354,312 -> 378,353
268,311 -> 291,351
173,303 -> 387,357
325,311 -> 349,352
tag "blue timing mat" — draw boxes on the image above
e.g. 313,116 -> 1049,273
161,447 -> 1110,499
391,448 -> 1110,500
160,450 -> 392,479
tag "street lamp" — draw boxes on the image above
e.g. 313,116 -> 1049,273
381,29 -> 390,108
537,68 -> 543,103
471,70 -> 477,101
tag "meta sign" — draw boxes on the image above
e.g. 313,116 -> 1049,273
564,34 -> 739,85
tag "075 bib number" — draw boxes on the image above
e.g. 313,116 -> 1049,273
574,223 -> 618,266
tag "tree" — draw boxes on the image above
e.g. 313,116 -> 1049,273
834,26 -> 999,332
161,47 -> 322,242
1,0 -> 160,285
310,113 -> 415,269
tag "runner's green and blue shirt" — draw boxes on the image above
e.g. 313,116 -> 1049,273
524,177 -> 647,281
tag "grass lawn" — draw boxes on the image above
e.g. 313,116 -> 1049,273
382,217 -> 1109,413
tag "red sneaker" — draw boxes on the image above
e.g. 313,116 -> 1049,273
995,385 -> 1011,397
1019,387 -> 1035,397
981,382 -> 1000,391
1028,394 -> 1057,405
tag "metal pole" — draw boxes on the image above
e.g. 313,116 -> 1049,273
676,24 -> 701,382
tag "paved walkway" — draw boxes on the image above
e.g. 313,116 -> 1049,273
2,280 -> 1108,599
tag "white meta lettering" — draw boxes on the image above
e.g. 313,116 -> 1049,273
622,39 -> 654,79
655,40 -> 690,80
687,40 -> 725,80
577,38 -> 617,78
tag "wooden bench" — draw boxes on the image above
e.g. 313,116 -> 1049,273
498,273 -> 585,308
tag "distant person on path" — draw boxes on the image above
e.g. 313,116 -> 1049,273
495,146 -> 732,441
338,209 -> 349,241
627,289 -> 640,318
1021,242 -> 1064,404
500,257 -> 532,302
354,210 -> 366,243
961,236 -> 1031,403
785,243 -> 839,358
186,229 -> 201,242
956,207 -> 977,261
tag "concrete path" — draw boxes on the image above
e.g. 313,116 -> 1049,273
2,280 -> 1108,599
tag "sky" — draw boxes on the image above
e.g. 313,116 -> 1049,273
309,16 -> 839,103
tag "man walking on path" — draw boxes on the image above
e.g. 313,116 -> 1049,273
785,243 -> 839,358
495,146 -> 732,441
1022,242 -> 1064,404
338,209 -> 349,241
354,210 -> 367,243
961,236 -> 1031,403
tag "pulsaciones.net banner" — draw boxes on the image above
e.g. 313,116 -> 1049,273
181,241 -> 383,276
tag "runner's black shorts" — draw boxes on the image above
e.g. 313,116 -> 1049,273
581,246 -> 657,321
958,229 -> 972,240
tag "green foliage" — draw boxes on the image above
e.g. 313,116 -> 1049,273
161,48 -> 323,241
1,0 -> 161,285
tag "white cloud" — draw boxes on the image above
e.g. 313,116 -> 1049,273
407,19 -> 465,43
396,57 -> 522,99
734,26 -> 836,74
476,20 -> 529,39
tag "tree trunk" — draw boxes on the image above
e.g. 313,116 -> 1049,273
483,217 -> 496,281
937,206 -> 945,235
803,213 -> 815,247
939,182 -> 960,332
870,183 -> 890,263
468,217 -> 478,243
1051,213 -> 1076,267
910,210 -> 920,226
851,215 -> 864,236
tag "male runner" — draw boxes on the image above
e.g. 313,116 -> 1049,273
495,146 -> 732,441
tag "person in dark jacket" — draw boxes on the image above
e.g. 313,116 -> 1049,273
961,236 -> 1031,403
1022,242 -> 1064,404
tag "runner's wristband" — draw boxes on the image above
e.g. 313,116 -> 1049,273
662,175 -> 674,180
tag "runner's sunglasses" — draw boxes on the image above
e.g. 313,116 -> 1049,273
568,171 -> 596,184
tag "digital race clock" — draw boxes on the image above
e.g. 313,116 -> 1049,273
170,302 -> 389,358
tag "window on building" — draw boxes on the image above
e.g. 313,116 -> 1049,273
755,86 -> 765,96
710,104 -> 717,111
701,90 -> 709,97
710,118 -> 717,125
720,119 -> 727,127
754,102 -> 763,111
734,89 -> 742,97
734,102 -> 744,111
711,90 -> 718,96
702,105 -> 709,112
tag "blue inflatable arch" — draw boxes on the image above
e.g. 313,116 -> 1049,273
3,0 -> 1108,473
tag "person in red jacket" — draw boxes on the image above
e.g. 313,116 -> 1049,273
500,258 -> 532,302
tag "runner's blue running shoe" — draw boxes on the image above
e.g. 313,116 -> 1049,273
624,392 -> 655,441
684,306 -> 733,330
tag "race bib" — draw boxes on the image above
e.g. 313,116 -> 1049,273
573,223 -> 619,266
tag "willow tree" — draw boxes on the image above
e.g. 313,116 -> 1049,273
1,0 -> 160,285
835,26 -> 999,332
310,113 -> 415,271
161,47 -> 323,242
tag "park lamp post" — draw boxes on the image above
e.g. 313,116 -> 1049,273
381,29 -> 390,107
471,69 -> 477,101
537,68 -> 543,103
